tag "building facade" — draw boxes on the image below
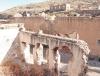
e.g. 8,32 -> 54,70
50,4 -> 71,12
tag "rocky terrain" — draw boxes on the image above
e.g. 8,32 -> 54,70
1,0 -> 100,15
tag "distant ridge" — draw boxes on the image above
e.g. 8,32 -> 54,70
1,0 -> 100,15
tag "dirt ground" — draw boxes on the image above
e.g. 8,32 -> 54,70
87,71 -> 100,76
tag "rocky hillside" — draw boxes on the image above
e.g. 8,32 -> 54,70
2,0 -> 100,15
2,1 -> 50,15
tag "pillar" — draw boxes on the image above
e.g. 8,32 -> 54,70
20,42 -> 26,62
24,44 -> 34,64
48,40 -> 54,70
33,44 -> 37,64
67,45 -> 83,76
33,43 -> 44,65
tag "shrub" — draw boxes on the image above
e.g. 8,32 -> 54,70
2,60 -> 22,76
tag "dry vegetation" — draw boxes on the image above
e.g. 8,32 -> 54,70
0,60 -> 56,76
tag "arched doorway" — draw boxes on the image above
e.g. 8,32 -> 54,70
53,45 -> 73,76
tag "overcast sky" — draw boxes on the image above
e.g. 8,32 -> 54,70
0,0 -> 47,12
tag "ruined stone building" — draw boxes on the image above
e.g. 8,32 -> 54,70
0,23 -> 90,76
50,3 -> 72,12
76,10 -> 100,17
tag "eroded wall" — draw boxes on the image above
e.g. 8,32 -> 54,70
9,17 -> 100,55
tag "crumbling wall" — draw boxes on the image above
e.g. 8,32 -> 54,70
19,31 -> 90,76
9,17 -> 100,55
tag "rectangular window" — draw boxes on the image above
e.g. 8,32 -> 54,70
30,44 -> 34,54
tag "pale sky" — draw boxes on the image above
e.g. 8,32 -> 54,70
0,0 -> 47,12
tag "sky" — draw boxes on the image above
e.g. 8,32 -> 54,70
0,0 -> 47,12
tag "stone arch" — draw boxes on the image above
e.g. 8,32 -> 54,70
53,45 -> 73,63
67,45 -> 88,76
52,45 -> 73,76
52,44 -> 88,76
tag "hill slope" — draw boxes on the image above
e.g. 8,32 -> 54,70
2,0 -> 100,15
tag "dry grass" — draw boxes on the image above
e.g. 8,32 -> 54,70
1,61 -> 22,76
22,64 -> 44,76
23,64 -> 56,76
1,61 -> 56,76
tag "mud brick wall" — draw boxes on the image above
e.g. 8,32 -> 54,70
9,17 -> 100,55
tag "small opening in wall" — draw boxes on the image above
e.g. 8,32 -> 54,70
97,40 -> 100,45
30,44 -> 35,54
98,57 -> 100,62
